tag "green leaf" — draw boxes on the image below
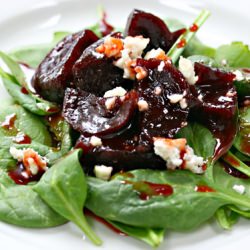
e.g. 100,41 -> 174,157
0,104 -> 52,149
183,37 -> 216,58
0,51 -> 26,85
187,55 -> 218,67
34,149 -> 102,245
86,169 -> 249,231
176,122 -> 216,159
0,52 -> 59,116
234,106 -> 250,157
0,170 -> 66,227
215,42 -> 250,68
215,206 -> 239,230
10,31 -> 71,68
108,220 -> 165,247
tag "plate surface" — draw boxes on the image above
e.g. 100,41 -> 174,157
0,0 -> 250,249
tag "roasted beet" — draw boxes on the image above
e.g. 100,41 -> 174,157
63,88 -> 138,136
190,63 -> 237,159
75,59 -> 190,173
136,59 -> 190,141
73,32 -> 132,96
75,133 -> 166,174
125,9 -> 185,52
32,30 -> 99,103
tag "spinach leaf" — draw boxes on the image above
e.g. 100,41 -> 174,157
86,169 -> 250,231
0,52 -> 59,116
0,104 -> 52,148
215,206 -> 239,230
234,78 -> 250,98
0,170 -> 66,227
215,42 -> 250,68
108,220 -> 165,247
45,120 -> 72,164
234,106 -> 250,157
9,31 -> 70,68
34,149 -> 102,245
187,55 -> 218,67
176,122 -> 216,159
183,37 -> 216,58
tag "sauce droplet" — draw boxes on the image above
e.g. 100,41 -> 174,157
8,162 -> 42,185
85,209 -> 127,236
13,133 -> 32,144
189,23 -> 199,32
21,86 -> 29,95
177,38 -> 186,48
122,180 -> 173,200
195,185 -> 215,192
1,113 -> 17,130
223,153 -> 240,167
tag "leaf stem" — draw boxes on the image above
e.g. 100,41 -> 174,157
76,214 -> 103,246
167,10 -> 211,64
222,151 -> 250,177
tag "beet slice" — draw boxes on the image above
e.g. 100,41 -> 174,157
32,30 -> 99,103
75,59 -> 190,173
63,88 -> 138,137
190,63 -> 237,159
124,9 -> 185,52
136,59 -> 190,141
75,133 -> 166,174
72,32 -> 132,96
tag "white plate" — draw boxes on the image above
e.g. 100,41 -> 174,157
0,0 -> 250,249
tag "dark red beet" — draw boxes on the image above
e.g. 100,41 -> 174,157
75,134 -> 166,174
32,30 -> 99,103
190,63 -> 237,159
125,9 -> 185,52
136,59 -> 190,141
63,88 -> 138,137
72,32 -> 132,96
75,60 -> 190,173
99,11 -> 114,37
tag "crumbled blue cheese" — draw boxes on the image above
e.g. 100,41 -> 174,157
167,91 -> 188,109
233,70 -> 244,81
144,48 -> 165,60
114,36 -> 150,79
179,56 -> 198,85
94,165 -> 113,180
90,136 -> 102,147
9,147 -> 48,176
105,97 -> 117,110
153,138 -> 205,174
157,61 -> 165,72
138,99 -> 149,112
104,87 -> 127,98
233,184 -> 245,194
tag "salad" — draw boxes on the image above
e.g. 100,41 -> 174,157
0,7 -> 250,248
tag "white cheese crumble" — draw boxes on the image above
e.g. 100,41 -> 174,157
123,36 -> 150,58
179,56 -> 198,85
167,91 -> 188,109
233,70 -> 245,81
114,36 -> 150,79
144,48 -> 165,60
154,86 -> 162,95
153,138 -> 205,174
167,94 -> 183,104
105,97 -> 117,110
9,147 -> 48,176
94,165 -> 113,181
183,146 -> 204,174
157,61 -> 165,72
90,136 -> 103,147
138,99 -> 149,112
233,184 -> 245,194
104,87 -> 127,98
